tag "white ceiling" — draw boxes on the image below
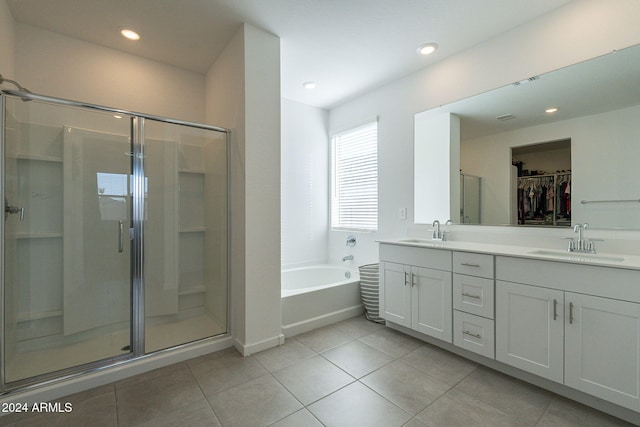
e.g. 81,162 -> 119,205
7,0 -> 572,109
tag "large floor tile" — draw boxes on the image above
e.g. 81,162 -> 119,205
415,388 -> 514,427
207,374 -> 302,427
358,327 -> 423,358
322,339 -> 394,378
401,343 -> 477,386
188,348 -> 269,397
333,316 -> 385,339
403,418 -> 429,427
115,361 -> 189,391
454,367 -> 553,426
135,399 -> 220,427
295,325 -> 353,353
269,408 -> 324,427
116,363 -> 206,425
361,360 -> 451,415
254,339 -> 316,372
308,381 -> 412,427
536,396 -> 636,427
272,355 -> 354,405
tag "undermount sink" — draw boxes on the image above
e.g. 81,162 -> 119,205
528,249 -> 625,263
398,239 -> 447,246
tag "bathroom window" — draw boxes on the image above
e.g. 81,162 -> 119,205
331,121 -> 378,231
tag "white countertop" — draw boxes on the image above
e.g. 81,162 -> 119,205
377,238 -> 640,271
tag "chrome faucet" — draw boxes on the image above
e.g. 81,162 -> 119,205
431,220 -> 446,241
568,223 -> 596,253
342,255 -> 354,262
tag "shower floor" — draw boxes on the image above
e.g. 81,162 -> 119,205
5,313 -> 225,384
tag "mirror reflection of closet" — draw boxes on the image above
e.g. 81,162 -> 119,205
512,139 -> 571,227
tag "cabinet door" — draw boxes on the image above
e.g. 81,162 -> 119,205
565,293 -> 640,411
381,262 -> 411,327
411,267 -> 452,342
496,281 -> 564,383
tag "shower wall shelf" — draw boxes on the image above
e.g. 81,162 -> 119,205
16,154 -> 63,162
16,232 -> 63,239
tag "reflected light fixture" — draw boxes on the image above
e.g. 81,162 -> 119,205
417,43 -> 438,55
120,28 -> 141,41
302,81 -> 317,90
545,107 -> 559,114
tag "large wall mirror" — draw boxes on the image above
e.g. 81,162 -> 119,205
414,43 -> 640,230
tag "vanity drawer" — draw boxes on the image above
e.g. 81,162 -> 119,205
380,244 -> 452,271
453,252 -> 494,278
453,310 -> 495,359
453,274 -> 494,319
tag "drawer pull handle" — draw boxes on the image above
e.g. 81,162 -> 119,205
461,262 -> 480,268
569,302 -> 574,324
404,272 -> 408,286
463,330 -> 481,339
462,292 -> 481,300
411,273 -> 416,287
553,299 -> 558,320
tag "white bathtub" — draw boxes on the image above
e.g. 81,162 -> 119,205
281,265 -> 364,336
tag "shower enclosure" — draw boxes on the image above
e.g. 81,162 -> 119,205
0,90 -> 229,390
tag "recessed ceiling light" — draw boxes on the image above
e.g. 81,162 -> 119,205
302,81 -> 317,90
417,43 -> 438,55
113,114 -> 123,119
120,28 -> 140,41
545,107 -> 559,114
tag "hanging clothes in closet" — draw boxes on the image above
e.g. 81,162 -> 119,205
517,172 -> 571,226
518,175 -> 554,224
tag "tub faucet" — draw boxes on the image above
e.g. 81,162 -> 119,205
342,255 -> 354,262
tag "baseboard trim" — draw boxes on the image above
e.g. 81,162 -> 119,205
282,304 -> 364,337
233,333 -> 286,356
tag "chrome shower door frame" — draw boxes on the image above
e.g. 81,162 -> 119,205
0,90 -> 231,394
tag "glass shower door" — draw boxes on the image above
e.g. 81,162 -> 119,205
2,95 -> 133,384
143,119 -> 228,353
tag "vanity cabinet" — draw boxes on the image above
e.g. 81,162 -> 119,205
564,293 -> 640,411
452,252 -> 495,358
496,281 -> 564,382
496,256 -> 640,411
380,244 -> 452,342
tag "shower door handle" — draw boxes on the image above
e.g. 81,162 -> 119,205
118,220 -> 124,253
4,198 -> 24,221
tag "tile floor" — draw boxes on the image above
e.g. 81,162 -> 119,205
1,316 -> 635,426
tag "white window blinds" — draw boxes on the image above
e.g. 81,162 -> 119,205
331,122 -> 378,231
